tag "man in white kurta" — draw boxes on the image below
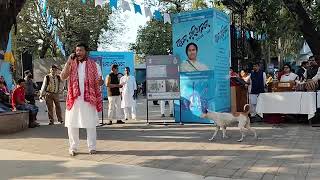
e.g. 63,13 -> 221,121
160,100 -> 174,117
120,67 -> 137,120
61,44 -> 103,156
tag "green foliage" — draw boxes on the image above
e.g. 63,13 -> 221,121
192,0 -> 208,10
130,19 -> 172,56
48,0 -> 111,55
16,0 -> 120,58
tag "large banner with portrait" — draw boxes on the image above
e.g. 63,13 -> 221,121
89,51 -> 134,98
172,9 -> 231,123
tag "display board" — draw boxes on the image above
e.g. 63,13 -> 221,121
172,8 -> 231,123
89,51 -> 134,98
146,55 -> 180,100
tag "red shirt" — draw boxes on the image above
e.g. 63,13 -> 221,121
12,86 -> 25,108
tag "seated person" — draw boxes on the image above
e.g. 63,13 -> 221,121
12,79 -> 39,128
0,81 -> 12,112
296,61 -> 308,81
0,76 -> 9,94
280,64 -> 298,83
312,66 -> 320,81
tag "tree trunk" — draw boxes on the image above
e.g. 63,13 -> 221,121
282,0 -> 320,57
0,0 -> 26,51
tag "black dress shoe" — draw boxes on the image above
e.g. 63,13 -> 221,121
89,150 -> 97,155
170,114 -> 174,117
29,124 -> 37,128
48,122 -> 54,125
116,120 -> 125,124
106,121 -> 112,125
161,114 -> 165,118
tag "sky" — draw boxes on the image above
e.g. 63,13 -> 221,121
98,0 -> 150,51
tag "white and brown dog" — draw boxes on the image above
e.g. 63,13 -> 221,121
202,104 -> 257,142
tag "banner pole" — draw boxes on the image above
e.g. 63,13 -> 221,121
179,99 -> 183,125
146,99 -> 149,124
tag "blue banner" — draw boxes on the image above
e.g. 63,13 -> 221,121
89,51 -> 134,98
0,61 -> 13,91
172,9 -> 231,123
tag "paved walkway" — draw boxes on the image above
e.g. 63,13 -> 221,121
1,99 -> 320,179
0,149 -> 235,180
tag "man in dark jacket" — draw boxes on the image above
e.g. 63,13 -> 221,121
307,56 -> 318,79
24,70 -> 38,105
249,63 -> 266,116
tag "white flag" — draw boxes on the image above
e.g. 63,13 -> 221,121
144,7 -> 152,18
95,0 -> 104,7
164,13 -> 171,24
121,0 -> 130,11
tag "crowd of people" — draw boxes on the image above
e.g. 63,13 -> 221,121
0,43 -> 141,131
2,41 -> 319,155
230,56 -> 320,118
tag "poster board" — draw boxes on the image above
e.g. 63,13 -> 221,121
172,8 -> 231,123
89,51 -> 134,98
146,55 -> 180,100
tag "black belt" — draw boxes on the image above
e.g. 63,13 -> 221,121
46,91 -> 59,94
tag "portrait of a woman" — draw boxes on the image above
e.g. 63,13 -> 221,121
180,42 -> 209,72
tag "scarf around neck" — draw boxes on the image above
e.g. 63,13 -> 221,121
66,58 -> 102,112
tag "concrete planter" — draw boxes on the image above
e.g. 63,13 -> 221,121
0,111 -> 29,134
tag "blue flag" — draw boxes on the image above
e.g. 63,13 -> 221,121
153,10 -> 163,21
110,0 -> 118,9
133,3 -> 142,14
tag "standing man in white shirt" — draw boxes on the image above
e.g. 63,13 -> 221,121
60,43 -> 103,156
120,67 -> 137,120
160,100 -> 174,117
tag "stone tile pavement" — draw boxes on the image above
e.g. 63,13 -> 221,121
0,99 -> 320,179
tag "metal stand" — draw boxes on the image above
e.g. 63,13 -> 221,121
146,99 -> 182,125
98,99 -> 107,127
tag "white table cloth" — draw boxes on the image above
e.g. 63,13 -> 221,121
256,92 -> 320,119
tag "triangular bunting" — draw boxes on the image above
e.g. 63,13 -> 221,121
144,7 -> 152,18
153,10 -> 163,21
121,0 -> 130,11
163,13 -> 171,24
133,3 -> 142,14
109,0 -> 118,9
95,0 -> 104,7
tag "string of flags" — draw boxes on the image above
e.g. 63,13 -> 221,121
235,28 -> 267,41
38,0 -> 66,57
36,0 -> 172,57
82,0 -> 172,24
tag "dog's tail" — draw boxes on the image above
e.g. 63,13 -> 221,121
243,104 -> 250,115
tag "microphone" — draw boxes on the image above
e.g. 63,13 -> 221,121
70,53 -> 77,60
